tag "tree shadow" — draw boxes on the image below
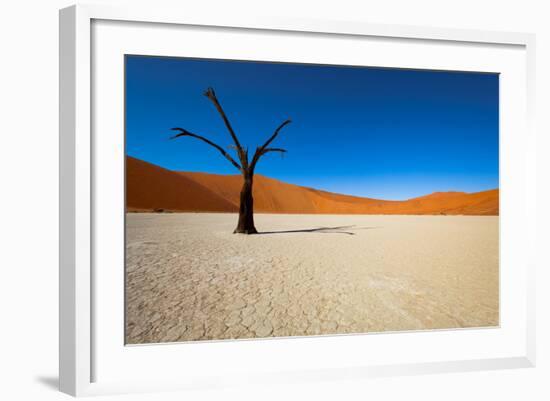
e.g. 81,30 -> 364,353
258,225 -> 380,236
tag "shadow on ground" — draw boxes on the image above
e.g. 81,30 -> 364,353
258,225 -> 380,236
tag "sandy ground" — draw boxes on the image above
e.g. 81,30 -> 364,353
125,213 -> 499,344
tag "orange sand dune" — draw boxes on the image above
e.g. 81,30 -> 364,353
126,157 -> 237,212
126,156 -> 498,215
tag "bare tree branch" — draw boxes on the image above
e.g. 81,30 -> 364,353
250,119 -> 292,170
260,147 -> 287,156
244,147 -> 249,166
170,128 -> 242,172
259,119 -> 292,150
203,87 -> 247,166
169,88 -> 292,234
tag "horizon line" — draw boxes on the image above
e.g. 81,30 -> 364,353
126,155 -> 499,203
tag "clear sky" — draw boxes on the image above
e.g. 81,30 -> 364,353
125,55 -> 499,201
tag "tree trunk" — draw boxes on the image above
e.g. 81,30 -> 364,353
234,172 -> 257,234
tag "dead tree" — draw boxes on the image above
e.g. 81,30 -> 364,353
170,87 -> 291,234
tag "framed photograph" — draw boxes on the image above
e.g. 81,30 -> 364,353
59,4 -> 536,396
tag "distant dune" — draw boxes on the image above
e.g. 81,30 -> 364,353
126,157 -> 237,212
126,156 -> 499,215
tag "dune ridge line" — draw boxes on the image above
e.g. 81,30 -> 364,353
126,156 -> 499,216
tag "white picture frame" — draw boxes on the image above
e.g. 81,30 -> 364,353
59,4 -> 536,397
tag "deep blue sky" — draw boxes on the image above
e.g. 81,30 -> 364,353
125,55 -> 499,200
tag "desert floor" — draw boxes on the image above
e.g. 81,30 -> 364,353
125,213 -> 499,344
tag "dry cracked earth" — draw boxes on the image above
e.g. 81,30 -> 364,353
125,213 -> 499,344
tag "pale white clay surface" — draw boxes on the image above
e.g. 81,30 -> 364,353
125,213 -> 499,343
